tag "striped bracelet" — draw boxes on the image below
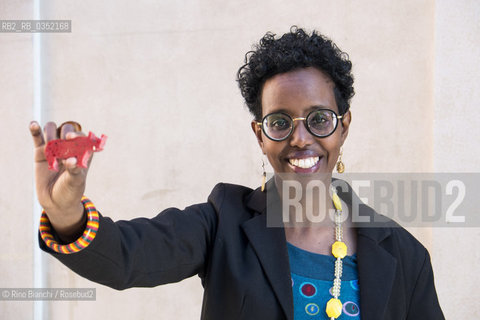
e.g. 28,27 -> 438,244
39,196 -> 99,254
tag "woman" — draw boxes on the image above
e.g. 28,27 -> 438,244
30,27 -> 444,319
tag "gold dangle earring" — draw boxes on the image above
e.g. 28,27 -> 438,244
261,157 -> 267,192
336,148 -> 345,173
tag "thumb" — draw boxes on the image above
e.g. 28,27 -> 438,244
62,156 -> 90,187
64,157 -> 81,174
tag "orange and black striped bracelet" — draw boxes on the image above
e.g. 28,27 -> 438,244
40,196 -> 99,254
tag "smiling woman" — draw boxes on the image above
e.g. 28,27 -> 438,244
252,67 -> 350,175
31,26 -> 444,319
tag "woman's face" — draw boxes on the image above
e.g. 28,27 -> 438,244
252,67 -> 351,175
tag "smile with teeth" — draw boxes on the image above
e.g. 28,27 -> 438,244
288,156 -> 320,169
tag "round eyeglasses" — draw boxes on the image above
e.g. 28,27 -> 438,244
257,109 -> 343,141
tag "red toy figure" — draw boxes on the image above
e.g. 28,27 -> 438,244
45,132 -> 107,171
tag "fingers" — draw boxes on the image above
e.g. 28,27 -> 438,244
45,121 -> 85,142
60,123 -> 75,140
44,122 -> 59,143
58,121 -> 82,138
30,120 -> 86,166
64,157 -> 82,175
59,122 -> 88,174
31,121 -> 48,163
66,131 -> 86,139
29,121 -> 45,148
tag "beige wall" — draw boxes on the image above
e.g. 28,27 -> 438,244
1,0 -> 35,319
1,0 -> 478,319
433,1 -> 480,319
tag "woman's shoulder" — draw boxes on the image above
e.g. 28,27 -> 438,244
208,182 -> 256,199
205,182 -> 265,221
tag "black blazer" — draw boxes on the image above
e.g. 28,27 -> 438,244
41,181 -> 444,319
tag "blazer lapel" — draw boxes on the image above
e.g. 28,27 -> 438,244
356,224 -> 397,319
242,182 -> 294,320
336,181 -> 398,319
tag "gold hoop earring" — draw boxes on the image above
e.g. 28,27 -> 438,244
261,158 -> 267,192
336,149 -> 345,173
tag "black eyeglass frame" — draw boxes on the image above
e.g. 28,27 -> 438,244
256,108 -> 344,141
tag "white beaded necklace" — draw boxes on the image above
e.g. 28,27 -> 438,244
326,187 -> 346,319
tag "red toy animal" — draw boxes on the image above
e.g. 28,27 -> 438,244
45,132 -> 107,171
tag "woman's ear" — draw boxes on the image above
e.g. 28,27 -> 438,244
340,110 -> 351,145
251,121 -> 265,152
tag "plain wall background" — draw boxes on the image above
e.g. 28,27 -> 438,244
1,0 -> 479,319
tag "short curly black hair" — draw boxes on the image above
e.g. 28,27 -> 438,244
237,26 -> 354,121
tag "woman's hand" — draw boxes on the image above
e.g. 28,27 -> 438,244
30,121 -> 91,240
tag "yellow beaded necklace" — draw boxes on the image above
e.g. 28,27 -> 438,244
326,188 -> 347,319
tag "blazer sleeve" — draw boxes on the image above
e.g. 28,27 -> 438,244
39,201 -> 218,290
406,250 -> 445,319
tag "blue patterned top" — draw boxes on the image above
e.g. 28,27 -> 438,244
288,242 -> 360,319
